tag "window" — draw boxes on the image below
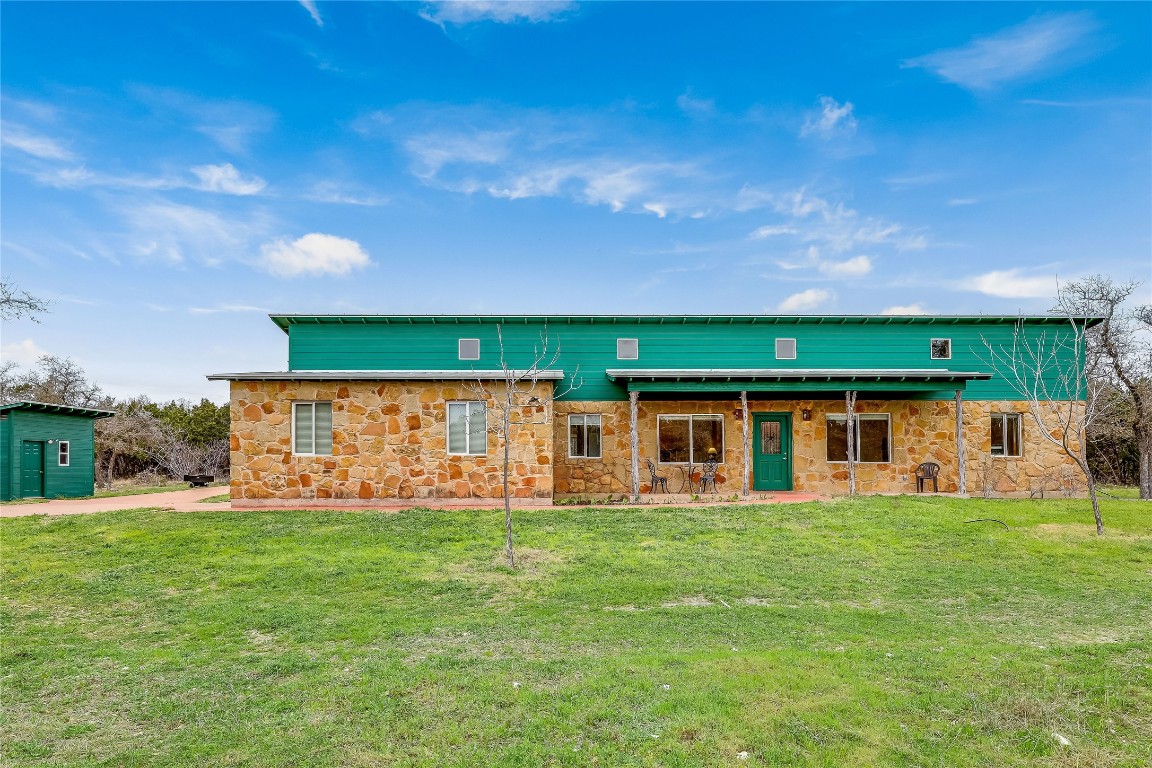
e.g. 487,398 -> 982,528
293,402 -> 333,455
826,414 -> 891,463
569,414 -> 602,459
448,401 -> 486,455
617,338 -> 639,360
990,413 -> 1023,457
776,338 -> 797,360
58,441 -> 70,467
930,338 -> 952,360
458,338 -> 480,361
658,414 -> 724,464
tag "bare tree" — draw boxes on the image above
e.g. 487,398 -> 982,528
464,325 -> 579,568
1055,276 -> 1152,499
94,399 -> 162,488
1,355 -> 103,406
0,278 -> 49,322
980,317 -> 1107,534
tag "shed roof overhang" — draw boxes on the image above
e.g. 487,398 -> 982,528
206,370 -> 565,382
605,368 -> 993,393
0,401 -> 116,419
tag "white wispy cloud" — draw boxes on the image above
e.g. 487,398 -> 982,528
676,90 -> 715,118
259,233 -> 371,277
751,188 -> 926,254
778,288 -> 833,312
30,162 -> 266,196
947,198 -> 979,206
904,13 -> 1100,90
818,255 -> 872,277
960,268 -> 1059,299
881,303 -> 929,315
131,86 -> 276,153
191,163 -> 267,195
0,338 -> 48,365
304,182 -> 390,206
419,1 -> 575,26
189,304 -> 270,314
120,201 -> 272,266
1,122 -> 76,161
800,96 -> 857,139
299,0 -> 323,27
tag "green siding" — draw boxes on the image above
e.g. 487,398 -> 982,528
1,411 -> 97,500
284,318 -> 1087,402
0,416 -> 9,500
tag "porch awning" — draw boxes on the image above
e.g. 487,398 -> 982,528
605,368 -> 992,393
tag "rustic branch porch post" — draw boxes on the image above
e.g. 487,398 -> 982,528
630,390 -> 640,503
741,390 -> 750,497
955,389 -> 967,496
846,390 -> 857,496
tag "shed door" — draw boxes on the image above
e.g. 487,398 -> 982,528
21,441 -> 45,497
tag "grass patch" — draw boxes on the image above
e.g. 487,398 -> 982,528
197,493 -> 230,503
2,496 -> 1150,766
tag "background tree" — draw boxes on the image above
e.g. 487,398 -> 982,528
981,317 -> 1106,534
466,325 -> 578,568
0,278 -> 49,322
1,355 -> 102,406
1055,276 -> 1152,499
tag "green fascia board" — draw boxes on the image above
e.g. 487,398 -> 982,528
269,313 -> 1103,334
0,401 -> 116,419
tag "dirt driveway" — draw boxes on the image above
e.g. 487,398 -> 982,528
1,487 -> 231,518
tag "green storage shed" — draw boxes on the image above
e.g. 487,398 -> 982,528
0,401 -> 115,501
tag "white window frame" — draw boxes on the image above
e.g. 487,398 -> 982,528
458,338 -> 480,361
568,414 -> 603,459
657,414 -> 725,465
292,401 -> 333,456
826,413 -> 892,464
775,338 -> 797,360
58,440 -> 70,467
447,401 -> 487,456
930,338 -> 952,360
990,412 -> 1023,458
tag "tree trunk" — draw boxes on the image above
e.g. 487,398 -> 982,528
503,394 -> 515,569
845,390 -> 856,496
740,390 -> 750,497
630,391 -> 640,502
955,389 -> 967,497
1136,424 -> 1152,500
1082,458 -> 1104,535
106,451 -> 119,489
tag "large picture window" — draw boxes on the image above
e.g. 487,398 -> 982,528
447,401 -> 487,456
826,414 -> 891,463
990,413 -> 1023,457
293,402 -> 333,456
569,414 -> 602,459
658,414 -> 724,464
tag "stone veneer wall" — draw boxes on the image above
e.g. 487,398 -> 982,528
552,398 -> 1081,497
229,380 -> 553,504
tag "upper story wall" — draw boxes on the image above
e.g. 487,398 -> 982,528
280,315 -> 1092,402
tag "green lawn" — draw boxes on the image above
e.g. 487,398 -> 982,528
2,497 -> 1149,767
2,481 -> 227,506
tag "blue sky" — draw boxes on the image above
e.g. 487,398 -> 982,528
2,1 -> 1149,403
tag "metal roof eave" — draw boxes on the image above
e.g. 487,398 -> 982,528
268,313 -> 1103,333
206,370 -> 566,382
0,400 -> 116,419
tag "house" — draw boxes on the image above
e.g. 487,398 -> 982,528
208,314 -> 1094,505
0,401 -> 116,501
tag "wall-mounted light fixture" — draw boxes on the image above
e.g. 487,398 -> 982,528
733,408 -> 743,419
801,408 -> 812,421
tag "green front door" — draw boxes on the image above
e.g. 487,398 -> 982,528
752,413 -> 792,491
21,440 -> 45,497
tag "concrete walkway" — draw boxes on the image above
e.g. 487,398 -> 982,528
0,486 -> 231,518
2,488 -> 827,517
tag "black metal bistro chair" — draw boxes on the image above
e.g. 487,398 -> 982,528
699,457 -> 720,494
646,459 -> 669,493
915,462 -> 940,493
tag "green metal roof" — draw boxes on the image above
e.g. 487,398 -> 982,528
268,313 -> 1103,334
0,401 -> 116,419
605,368 -> 992,382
